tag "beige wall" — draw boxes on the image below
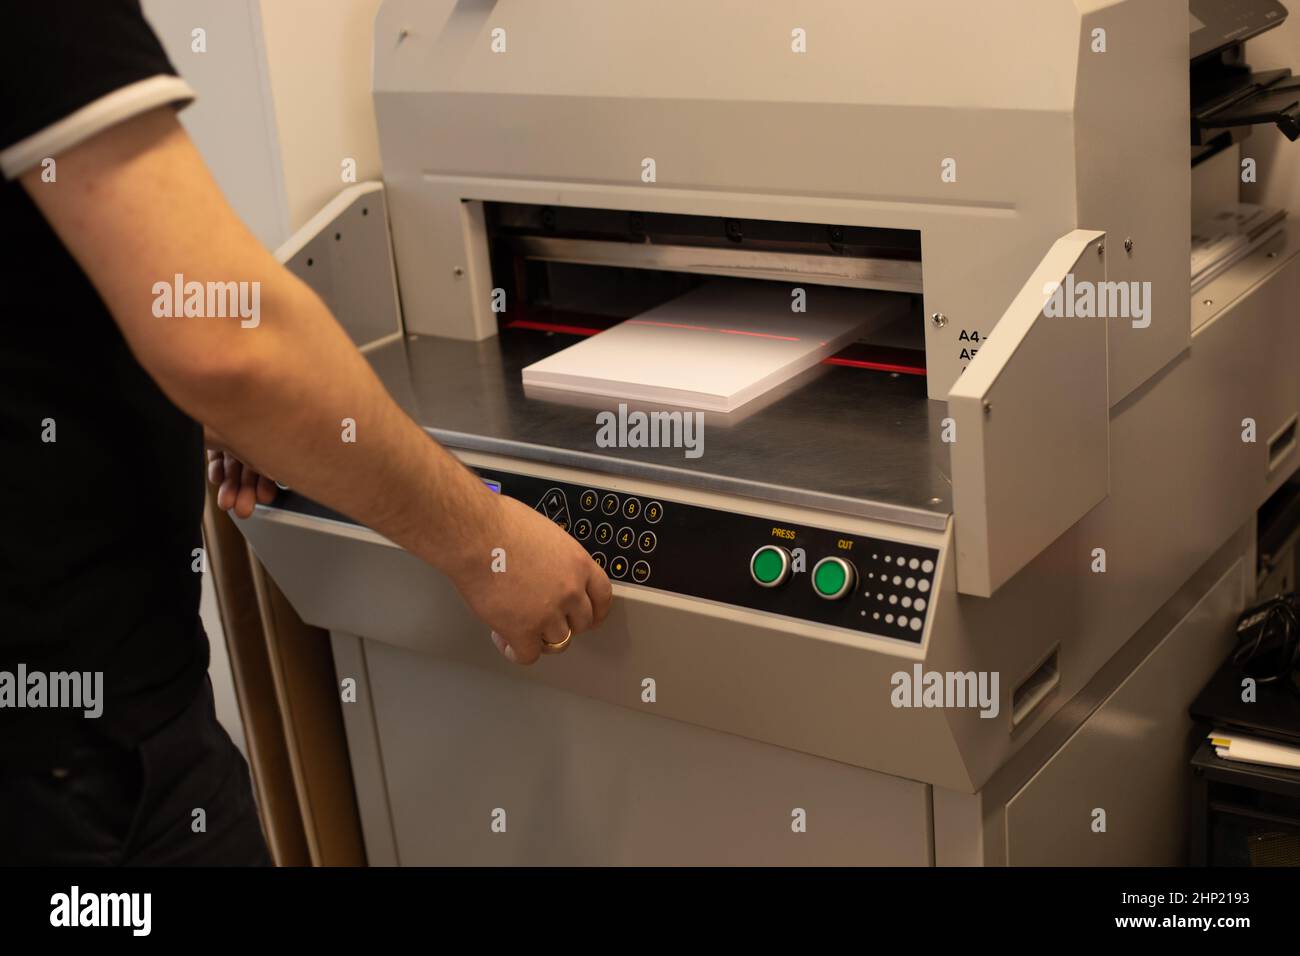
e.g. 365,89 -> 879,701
143,0 -> 289,249
144,0 -> 383,242
259,0 -> 384,232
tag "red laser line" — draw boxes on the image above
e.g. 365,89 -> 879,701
824,357 -> 926,376
505,319 -> 602,337
626,318 -> 800,341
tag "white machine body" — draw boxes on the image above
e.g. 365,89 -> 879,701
238,1 -> 1300,864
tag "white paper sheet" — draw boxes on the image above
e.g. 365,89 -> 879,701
1210,728 -> 1300,771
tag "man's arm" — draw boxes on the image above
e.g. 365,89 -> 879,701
23,106 -> 611,664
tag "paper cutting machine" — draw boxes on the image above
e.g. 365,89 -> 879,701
237,0 -> 1300,864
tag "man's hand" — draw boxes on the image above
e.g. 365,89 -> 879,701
207,450 -> 277,519
204,428 -> 277,519
448,495 -> 613,665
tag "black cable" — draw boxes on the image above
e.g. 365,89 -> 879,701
1232,592 -> 1300,692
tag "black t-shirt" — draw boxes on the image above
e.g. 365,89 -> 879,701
1,1 -> 209,757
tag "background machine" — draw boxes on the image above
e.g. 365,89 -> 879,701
238,0 -> 1300,864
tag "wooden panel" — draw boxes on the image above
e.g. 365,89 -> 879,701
203,494 -> 309,865
250,554 -> 367,866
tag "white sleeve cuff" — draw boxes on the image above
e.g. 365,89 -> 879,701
1,74 -> 196,180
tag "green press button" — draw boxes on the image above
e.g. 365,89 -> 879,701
750,546 -> 790,588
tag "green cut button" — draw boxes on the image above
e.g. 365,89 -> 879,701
813,559 -> 848,597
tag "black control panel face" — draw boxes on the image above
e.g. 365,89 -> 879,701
479,468 -> 940,644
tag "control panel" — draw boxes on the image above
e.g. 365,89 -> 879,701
482,468 -> 938,644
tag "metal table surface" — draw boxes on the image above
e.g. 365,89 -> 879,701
366,328 -> 953,530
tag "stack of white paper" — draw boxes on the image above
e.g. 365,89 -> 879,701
521,281 -> 908,413
1210,728 -> 1300,772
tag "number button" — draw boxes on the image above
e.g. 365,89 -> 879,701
601,494 -> 620,516
616,526 -> 635,550
638,531 -> 656,554
644,501 -> 663,524
622,497 -> 641,520
591,552 -> 607,570
594,523 -> 613,546
580,490 -> 598,512
573,518 -> 592,540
